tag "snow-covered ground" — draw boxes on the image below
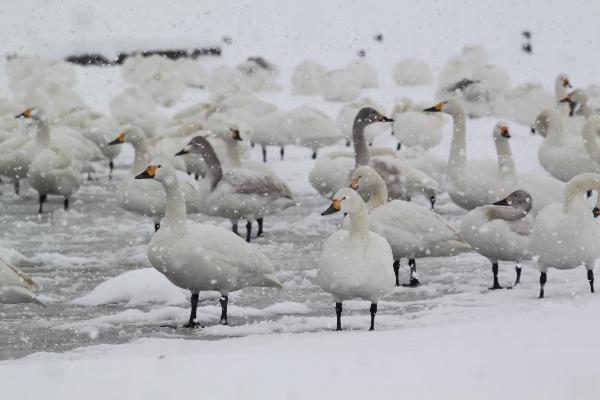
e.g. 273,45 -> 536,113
2,0 -> 600,398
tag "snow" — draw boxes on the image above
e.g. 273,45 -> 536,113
2,0 -> 600,397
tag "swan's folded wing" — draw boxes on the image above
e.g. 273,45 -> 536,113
0,259 -> 39,290
224,169 -> 293,199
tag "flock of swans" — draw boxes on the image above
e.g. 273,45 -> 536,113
2,44 -> 600,332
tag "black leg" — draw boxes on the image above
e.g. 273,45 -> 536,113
539,272 -> 547,299
368,142 -> 373,147
490,262 -> 503,290
194,174 -> 199,181
109,160 -> 114,180
391,129 -> 395,136
251,141 -> 255,148
219,295 -> 228,325
406,258 -> 420,287
369,303 -> 377,331
393,260 -> 400,287
280,146 -> 285,160
257,218 -> 264,237
396,142 -> 402,151
515,265 -> 522,285
63,198 -> 69,210
232,223 -> 239,235
245,221 -> 252,242
335,302 -> 342,331
262,146 -> 267,163
345,140 -> 351,147
154,222 -> 160,232
184,293 -> 200,328
14,180 -> 20,195
87,172 -> 93,181
587,190 -> 592,198
429,195 -> 436,210
38,194 -> 47,214
312,150 -> 317,159
588,269 -> 594,293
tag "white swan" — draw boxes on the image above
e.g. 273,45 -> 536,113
391,97 -> 444,150
107,126 -> 203,231
318,69 -> 361,102
136,162 -> 281,327
424,99 -> 514,210
531,173 -> 600,298
351,166 -> 470,287
582,115 -> 600,163
175,136 -> 295,242
490,121 -> 563,215
281,106 -> 342,159
0,258 -> 43,306
534,109 -> 600,182
28,147 -> 82,213
392,58 -> 433,86
460,190 -> 533,290
291,60 -> 326,95
310,107 -> 440,207
318,187 -> 394,331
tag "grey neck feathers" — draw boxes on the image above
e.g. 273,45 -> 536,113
194,137 -> 223,190
353,118 -> 371,167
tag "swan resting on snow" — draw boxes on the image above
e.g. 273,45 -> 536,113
318,187 -> 394,331
135,161 -> 281,327
460,190 -> 533,290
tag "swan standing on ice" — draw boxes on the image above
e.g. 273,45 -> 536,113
0,258 -> 43,305
108,126 -> 203,231
318,188 -> 394,331
460,190 -> 533,289
175,136 -> 295,242
424,99 -> 512,210
351,166 -> 470,287
531,173 -> 600,298
135,162 -> 281,327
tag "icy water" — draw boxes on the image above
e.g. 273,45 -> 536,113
0,147 -> 553,360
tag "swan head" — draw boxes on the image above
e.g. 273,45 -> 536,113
493,190 -> 532,214
134,159 -> 175,184
532,109 -> 560,138
174,134 -> 211,156
354,107 -> 394,127
557,73 -> 572,89
493,121 -> 511,140
321,187 -> 364,216
351,165 -> 380,192
15,107 -> 45,122
423,98 -> 462,115
228,128 -> 243,141
108,125 -> 146,146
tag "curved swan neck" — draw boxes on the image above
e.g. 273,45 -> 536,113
161,177 -> 187,238
353,119 -> 370,167
494,138 -> 516,179
485,206 -> 527,222
194,137 -> 223,190
224,140 -> 241,168
35,120 -> 51,147
365,175 -> 389,210
348,202 -> 370,241
583,117 -> 600,162
563,175 -> 600,210
448,109 -> 467,183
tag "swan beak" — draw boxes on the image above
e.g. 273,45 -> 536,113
493,197 -> 512,206
108,132 -> 125,145
321,199 -> 341,216
135,165 -> 158,179
175,148 -> 189,156
231,129 -> 243,141
500,127 -> 511,138
563,78 -> 572,88
351,178 -> 359,190
380,115 -> 394,123
594,207 -> 600,218
15,108 -> 33,119
423,103 -> 443,113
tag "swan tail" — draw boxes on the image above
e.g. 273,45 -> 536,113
257,274 -> 283,289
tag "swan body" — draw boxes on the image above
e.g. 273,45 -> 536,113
28,147 -> 82,207
281,106 -> 342,157
318,188 -> 394,330
345,59 -> 378,89
352,166 -> 470,286
530,173 -> 600,297
137,162 -> 281,327
291,60 -> 326,95
0,258 -> 43,305
461,190 -> 533,288
392,58 -> 433,86
391,98 -> 444,150
318,69 -> 361,102
336,98 -> 388,145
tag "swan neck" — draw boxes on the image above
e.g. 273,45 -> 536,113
486,206 -> 527,222
131,140 -> 152,175
353,121 -> 370,167
225,140 -> 241,168
494,138 -> 516,179
196,139 -> 223,190
366,176 -> 389,210
35,120 -> 51,147
448,111 -> 467,184
161,178 -> 187,237
348,203 -> 370,241
583,119 -> 600,162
